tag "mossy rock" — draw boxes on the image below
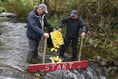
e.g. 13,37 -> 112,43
0,7 -> 6,12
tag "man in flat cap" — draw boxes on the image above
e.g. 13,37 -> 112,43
27,4 -> 55,63
59,10 -> 86,61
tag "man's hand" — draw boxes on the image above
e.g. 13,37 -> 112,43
81,32 -> 86,38
59,28 -> 62,32
43,33 -> 49,38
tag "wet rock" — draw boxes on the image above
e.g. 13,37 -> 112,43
113,60 -> 118,66
94,56 -> 108,66
42,65 -> 104,79
0,12 -> 16,18
0,32 -> 2,35
0,65 -> 35,79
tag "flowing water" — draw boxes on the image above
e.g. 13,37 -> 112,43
0,17 -> 117,79
0,18 -> 35,78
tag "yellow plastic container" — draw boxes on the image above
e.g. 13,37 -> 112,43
50,31 -> 64,47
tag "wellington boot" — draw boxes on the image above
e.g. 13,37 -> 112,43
27,53 -> 33,63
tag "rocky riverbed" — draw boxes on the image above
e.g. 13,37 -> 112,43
0,14 -> 117,79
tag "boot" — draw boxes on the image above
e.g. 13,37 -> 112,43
27,53 -> 33,63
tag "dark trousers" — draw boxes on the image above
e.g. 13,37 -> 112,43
28,39 -> 40,58
59,36 -> 78,58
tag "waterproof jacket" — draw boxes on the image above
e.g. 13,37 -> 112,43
59,16 -> 86,38
27,8 -> 53,41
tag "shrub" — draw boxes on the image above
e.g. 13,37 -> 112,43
2,0 -> 33,18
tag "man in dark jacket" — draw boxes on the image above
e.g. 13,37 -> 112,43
59,10 -> 86,61
27,4 -> 55,63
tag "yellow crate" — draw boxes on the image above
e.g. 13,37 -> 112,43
50,31 -> 64,47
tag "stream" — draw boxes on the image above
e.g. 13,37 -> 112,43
0,16 -> 117,79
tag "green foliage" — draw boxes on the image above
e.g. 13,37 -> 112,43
2,0 -> 33,18
48,0 -> 118,59
1,0 -> 9,2
113,32 -> 118,42
98,41 -> 118,57
0,0 -> 118,58
49,19 -> 59,29
0,7 -> 6,12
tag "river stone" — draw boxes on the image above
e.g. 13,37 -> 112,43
0,12 -> 16,18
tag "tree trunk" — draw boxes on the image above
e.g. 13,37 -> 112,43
40,0 -> 42,3
44,0 -> 46,4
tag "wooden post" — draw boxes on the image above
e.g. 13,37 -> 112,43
79,37 -> 84,61
42,37 -> 47,63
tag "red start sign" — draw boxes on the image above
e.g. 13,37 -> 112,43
28,60 -> 88,72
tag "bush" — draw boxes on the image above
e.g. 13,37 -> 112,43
2,0 -> 33,18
